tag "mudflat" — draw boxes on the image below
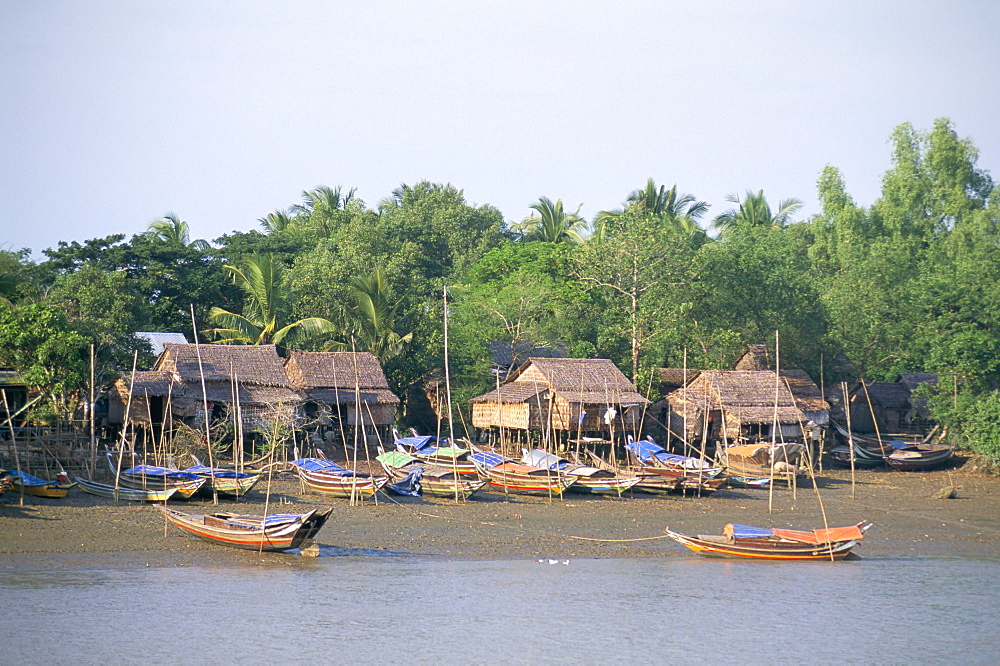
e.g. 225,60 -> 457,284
2,465 -> 998,568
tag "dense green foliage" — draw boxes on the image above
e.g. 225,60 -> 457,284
2,120 -> 999,460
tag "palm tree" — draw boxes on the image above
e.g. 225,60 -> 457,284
335,268 -> 413,361
208,254 -> 336,347
627,179 -> 709,221
258,209 -> 295,234
595,179 -> 709,242
711,190 -> 803,237
145,213 -> 210,251
293,186 -> 356,215
515,196 -> 590,243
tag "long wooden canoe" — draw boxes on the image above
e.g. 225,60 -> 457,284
664,521 -> 872,560
75,476 -> 177,502
156,505 -> 332,551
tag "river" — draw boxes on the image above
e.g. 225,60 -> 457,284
2,553 -> 998,664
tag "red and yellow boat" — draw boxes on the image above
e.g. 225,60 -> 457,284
664,521 -> 872,561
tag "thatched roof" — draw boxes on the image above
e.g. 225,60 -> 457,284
469,383 -> 544,404
659,368 -> 700,386
734,344 -> 772,370
858,381 -> 910,409
116,371 -> 174,397
780,369 -> 829,414
155,343 -> 291,386
284,352 -> 391,390
668,370 -> 803,424
897,373 -> 938,392
476,358 -> 648,406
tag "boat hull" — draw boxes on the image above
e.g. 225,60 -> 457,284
293,467 -> 389,499
11,481 -> 75,498
480,465 -> 577,496
664,522 -> 870,561
75,477 -> 177,502
156,505 -> 331,551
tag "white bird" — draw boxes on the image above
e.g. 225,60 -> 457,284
548,559 -> 559,565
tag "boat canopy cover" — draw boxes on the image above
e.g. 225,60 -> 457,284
521,449 -> 570,471
377,450 -> 418,467
470,451 -> 508,469
291,458 -> 344,472
395,435 -> 440,452
123,465 -> 201,481
420,445 -> 469,459
388,467 -> 424,497
626,438 -> 712,469
725,524 -> 776,540
6,470 -> 49,486
185,465 -> 247,478
261,513 -> 303,527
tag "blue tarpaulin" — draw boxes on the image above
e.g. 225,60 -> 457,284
388,467 -> 424,496
470,451 -> 508,469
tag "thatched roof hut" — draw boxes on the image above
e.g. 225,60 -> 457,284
284,351 -> 398,426
848,374 -> 937,433
470,358 -> 648,434
110,344 -> 301,432
779,368 -> 830,426
665,370 -> 807,443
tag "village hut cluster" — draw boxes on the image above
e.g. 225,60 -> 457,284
2,332 -> 943,480
106,343 -> 398,462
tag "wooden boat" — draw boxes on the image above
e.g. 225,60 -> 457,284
376,450 -> 489,499
520,449 -> 640,496
717,442 -> 804,487
4,470 -> 76,498
75,476 -> 178,502
156,505 -> 332,551
664,521 -> 872,560
106,453 -> 205,499
626,436 -> 725,477
290,456 -> 389,499
584,451 -> 717,495
394,431 -> 479,476
886,443 -> 953,471
470,451 -> 577,496
184,457 -> 261,498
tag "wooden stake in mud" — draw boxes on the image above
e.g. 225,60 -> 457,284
1,390 -> 25,507
843,382 -> 856,499
190,304 -> 218,505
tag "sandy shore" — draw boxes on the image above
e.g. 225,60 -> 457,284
2,463 -> 999,568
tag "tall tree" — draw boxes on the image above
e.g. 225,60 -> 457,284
515,196 -> 589,244
596,179 -> 709,246
208,254 -> 336,347
146,213 -> 210,251
711,190 -> 803,238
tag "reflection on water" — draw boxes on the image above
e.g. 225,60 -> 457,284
2,556 -> 998,664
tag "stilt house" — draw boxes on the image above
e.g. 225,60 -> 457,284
848,374 -> 938,433
283,351 -> 399,427
109,343 -> 301,436
665,370 -> 806,444
470,358 -> 648,438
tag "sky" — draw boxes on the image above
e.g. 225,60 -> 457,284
2,1 -> 998,257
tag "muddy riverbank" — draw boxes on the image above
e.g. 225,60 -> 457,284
2,463 -> 998,569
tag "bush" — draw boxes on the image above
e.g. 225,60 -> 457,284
956,391 -> 1000,464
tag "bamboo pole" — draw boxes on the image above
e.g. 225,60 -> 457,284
860,380 -> 888,465
768,332 -> 779,514
1,390 -> 25,507
89,343 -> 96,477
190,304 -> 218,505
844,382 -> 856,499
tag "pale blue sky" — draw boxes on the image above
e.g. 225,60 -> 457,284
2,1 -> 997,256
